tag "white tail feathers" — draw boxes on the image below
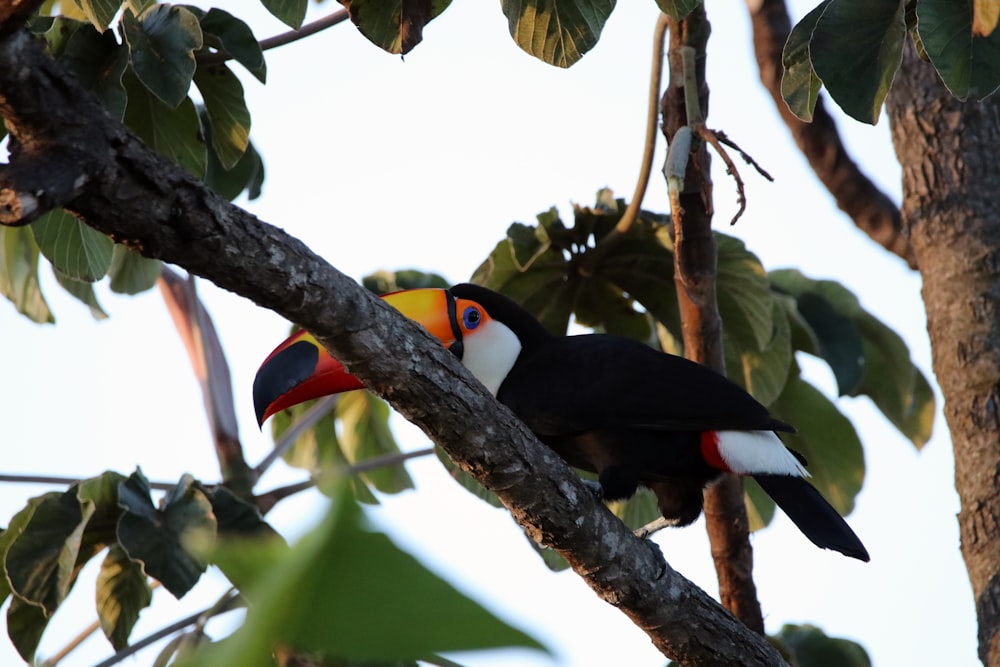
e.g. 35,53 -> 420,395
713,430 -> 809,477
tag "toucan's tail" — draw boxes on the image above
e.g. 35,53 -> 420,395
754,474 -> 870,562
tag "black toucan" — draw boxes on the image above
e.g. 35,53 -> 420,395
254,283 -> 869,562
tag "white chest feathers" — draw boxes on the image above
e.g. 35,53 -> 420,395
461,320 -> 522,396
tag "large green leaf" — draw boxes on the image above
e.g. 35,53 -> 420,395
770,269 -> 933,448
338,0 -> 453,55
116,472 -> 216,598
654,0 -> 701,20
500,0 -> 616,68
261,0 -> 307,29
770,269 -> 865,395
193,63 -> 251,170
775,623 -> 871,667
54,269 -> 110,320
0,225 -> 54,323
5,489 -> 90,615
123,69 -> 207,177
362,268 -> 450,294
58,23 -> 128,119
122,5 -> 203,108
186,487 -> 546,665
7,597 -> 48,664
772,374 -> 865,517
716,235 -> 790,406
853,312 -> 935,448
919,0 -> 1000,100
77,0 -> 123,30
0,493 -> 60,610
809,0 -> 907,124
336,392 -> 416,495
31,208 -> 114,282
97,544 -> 153,651
196,7 -> 266,83
204,131 -> 265,201
781,0 -> 831,122
107,244 -> 163,294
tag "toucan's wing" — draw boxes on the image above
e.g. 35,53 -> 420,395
497,334 -> 792,437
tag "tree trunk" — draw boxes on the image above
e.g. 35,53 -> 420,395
886,44 -> 1000,666
661,9 -> 765,632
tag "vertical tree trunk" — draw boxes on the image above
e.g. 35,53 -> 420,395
886,45 -> 1000,665
661,8 -> 765,633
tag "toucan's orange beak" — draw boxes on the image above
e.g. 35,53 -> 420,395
252,288 -> 465,426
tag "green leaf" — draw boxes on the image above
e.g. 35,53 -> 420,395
77,0 -> 123,30
500,0 -> 616,68
853,312 -> 935,448
770,269 -> 865,395
196,8 -> 266,83
207,486 -> 282,540
781,0 -> 831,122
773,374 -> 865,516
653,0 -> 701,20
7,597 -> 48,664
123,68 -> 207,177
362,269 -> 450,294
0,225 -> 55,323
193,64 -> 251,170
122,5 -> 203,108
744,477 -> 777,531
5,489 -> 90,615
573,277 -> 653,341
116,472 -> 217,598
918,0 -> 1000,99
809,0 -> 907,123
108,243 -> 163,294
58,22 -> 128,119
775,623 -> 871,667
38,16 -> 88,57
188,486 -> 546,666
53,269 -> 110,320
204,132 -> 265,201
0,493 -> 61,610
97,544 -> 153,650
338,0 -> 453,55
336,392 -> 415,495
261,0 -> 308,29
716,235 -> 789,405
31,208 -> 114,282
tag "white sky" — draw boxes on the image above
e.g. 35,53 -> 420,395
0,1 -> 976,666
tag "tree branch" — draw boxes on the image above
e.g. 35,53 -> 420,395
195,10 -> 350,66
746,0 -> 915,268
661,9 -> 766,634
0,27 -> 785,666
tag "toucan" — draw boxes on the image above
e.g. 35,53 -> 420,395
253,283 -> 869,561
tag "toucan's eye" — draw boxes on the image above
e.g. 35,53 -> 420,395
462,306 -> 482,330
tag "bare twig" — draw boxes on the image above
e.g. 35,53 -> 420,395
0,473 -> 176,491
92,591 -> 242,667
196,10 -> 350,66
253,395 -> 338,478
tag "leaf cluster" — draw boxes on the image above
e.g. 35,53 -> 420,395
782,0 -> 1000,124
0,469 -> 274,663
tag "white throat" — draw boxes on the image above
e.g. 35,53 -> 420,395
461,320 -> 521,396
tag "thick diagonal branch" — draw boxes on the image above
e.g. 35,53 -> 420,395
0,25 -> 785,667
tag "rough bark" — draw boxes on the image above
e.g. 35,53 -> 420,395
0,24 -> 787,667
661,9 -> 765,633
746,0 -> 915,268
886,44 -> 1000,665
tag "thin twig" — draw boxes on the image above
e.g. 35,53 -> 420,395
696,125 -> 748,225
255,446 -> 437,513
41,619 -> 99,665
92,591 -> 242,667
715,131 -> 774,181
196,10 -> 350,66
633,516 -> 672,540
253,395 -> 338,478
579,13 -> 669,276
0,473 -> 176,491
